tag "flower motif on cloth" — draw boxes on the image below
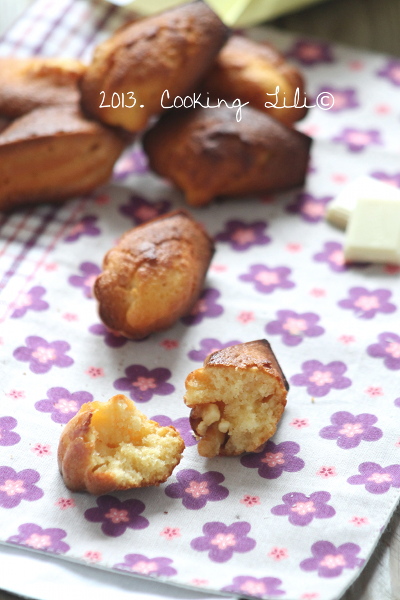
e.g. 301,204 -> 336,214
313,241 -> 347,272
113,553 -> 177,577
222,575 -> 285,598
7,523 -> 69,554
240,495 -> 260,507
370,170 -> 400,188
35,387 -> 93,424
10,286 -> 49,319
347,462 -> 400,494
114,147 -> 149,179
300,541 -> 364,577
114,364 -> 174,402
286,193 -> 332,223
83,550 -> 102,563
316,466 -> 337,479
119,194 -> 170,224
367,332 -> 400,370
241,441 -> 305,479
287,39 -> 334,66
314,86 -> 359,112
64,215 -> 101,242
395,398 -> 400,408
0,417 -> 20,446
188,337 -> 241,362
271,491 -> 335,526
291,360 -> 351,397
84,495 -> 149,537
338,287 -> 396,319
68,262 -> 101,298
215,219 -> 271,251
290,418 -> 310,429
88,323 -> 130,348
268,547 -> 289,561
266,310 -> 324,346
165,469 -> 229,509
0,467 -> 43,508
13,336 -> 73,375
152,415 -> 197,447
239,264 -> 295,294
160,527 -> 181,540
181,288 -> 223,326
31,443 -> 51,456
319,411 -> 382,449
55,497 -> 75,510
377,59 -> 400,86
191,521 -> 256,563
349,516 -> 369,527
333,128 -> 382,152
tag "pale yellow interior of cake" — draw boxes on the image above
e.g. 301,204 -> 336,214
185,366 -> 286,457
86,395 -> 182,487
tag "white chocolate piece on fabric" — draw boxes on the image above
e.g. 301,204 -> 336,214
344,196 -> 400,264
326,176 -> 400,229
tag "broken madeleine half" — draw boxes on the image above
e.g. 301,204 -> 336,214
58,394 -> 185,494
184,340 -> 289,457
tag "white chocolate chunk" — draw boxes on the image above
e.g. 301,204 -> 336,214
344,196 -> 400,264
326,176 -> 400,229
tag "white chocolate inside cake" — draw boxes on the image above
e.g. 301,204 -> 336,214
85,396 -> 184,487
185,365 -> 286,457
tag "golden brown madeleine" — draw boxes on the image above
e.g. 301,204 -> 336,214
80,2 -> 229,132
0,57 -> 86,119
143,105 -> 311,207
185,340 -> 289,458
94,209 -> 215,339
201,35 -> 307,126
0,106 -> 126,211
58,394 -> 185,494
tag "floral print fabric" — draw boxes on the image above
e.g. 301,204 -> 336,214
0,9 -> 400,600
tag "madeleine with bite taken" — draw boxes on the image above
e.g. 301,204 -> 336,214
184,340 -> 289,458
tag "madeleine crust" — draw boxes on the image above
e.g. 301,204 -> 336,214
184,340 -> 289,457
94,209 -> 215,339
143,105 -> 311,206
81,2 -> 229,132
58,394 -> 185,494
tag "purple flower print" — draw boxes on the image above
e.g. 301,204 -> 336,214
314,241 -> 347,272
347,462 -> 400,494
13,336 -> 73,374
7,523 -> 69,554
88,323 -> 129,348
84,495 -> 149,537
287,39 -> 334,66
114,553 -> 176,577
315,86 -> 359,112
114,148 -> 149,179
68,262 -> 101,298
119,194 -> 171,225
291,360 -> 351,397
222,575 -> 285,598
286,193 -> 332,223
0,417 -> 20,446
370,171 -> 400,189
320,412 -> 382,449
333,128 -> 382,152
151,415 -> 197,447
64,215 -> 101,242
35,387 -> 93,424
338,287 -> 396,319
266,310 -> 324,346
165,469 -> 229,509
215,220 -> 270,251
191,521 -> 256,563
10,286 -> 48,319
241,441 -> 305,479
395,398 -> 400,408
114,365 -> 174,402
377,59 -> 400,86
188,338 -> 241,362
367,332 -> 400,370
300,541 -> 364,578
0,466 -> 43,508
271,491 -> 335,526
239,265 -> 295,294
181,288 -> 223,326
